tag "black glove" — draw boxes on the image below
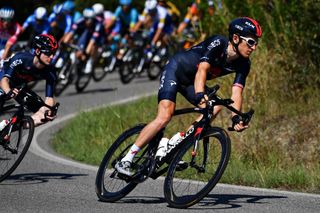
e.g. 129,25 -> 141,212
195,92 -> 205,105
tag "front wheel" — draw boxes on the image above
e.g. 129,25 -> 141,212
164,127 -> 231,208
95,124 -> 149,202
0,116 -> 35,182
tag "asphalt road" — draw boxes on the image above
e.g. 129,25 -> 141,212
0,72 -> 319,213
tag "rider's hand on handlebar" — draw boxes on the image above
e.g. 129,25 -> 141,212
6,88 -> 21,99
43,110 -> 57,122
231,115 -> 248,132
195,92 -> 208,108
233,121 -> 248,132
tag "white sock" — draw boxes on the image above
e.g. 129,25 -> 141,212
121,144 -> 141,163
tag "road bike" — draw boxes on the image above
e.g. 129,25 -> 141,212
95,85 -> 254,208
0,87 -> 59,182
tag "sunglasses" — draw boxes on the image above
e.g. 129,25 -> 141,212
240,36 -> 258,47
1,18 -> 12,23
41,51 -> 55,57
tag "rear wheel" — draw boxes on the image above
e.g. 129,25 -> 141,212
164,127 -> 231,208
95,124 -> 150,202
55,59 -> 73,96
0,116 -> 35,182
75,62 -> 91,93
92,52 -> 108,82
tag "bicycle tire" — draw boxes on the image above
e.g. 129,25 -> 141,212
95,124 -> 148,202
92,55 -> 107,82
147,61 -> 162,80
164,127 -> 231,208
55,60 -> 73,96
118,60 -> 135,84
75,64 -> 91,93
0,116 -> 35,182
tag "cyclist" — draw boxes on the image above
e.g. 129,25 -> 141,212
176,0 -> 214,35
105,0 -> 139,58
0,34 -> 58,126
133,0 -> 174,48
48,3 -> 73,42
92,3 -> 105,22
115,17 -> 263,176
21,7 -> 50,47
0,7 -> 22,61
62,0 -> 82,23
63,8 -> 104,73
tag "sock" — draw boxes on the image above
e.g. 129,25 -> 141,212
121,144 -> 141,163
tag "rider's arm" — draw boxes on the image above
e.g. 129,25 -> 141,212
44,96 -> 55,107
194,61 -> 209,94
230,85 -> 243,116
0,77 -> 11,94
1,23 -> 22,60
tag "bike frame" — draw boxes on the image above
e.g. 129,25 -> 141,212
123,85 -> 254,182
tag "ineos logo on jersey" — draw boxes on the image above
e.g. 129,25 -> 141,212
207,39 -> 221,50
245,21 -> 255,29
159,70 -> 166,90
169,80 -> 176,86
10,59 -> 22,69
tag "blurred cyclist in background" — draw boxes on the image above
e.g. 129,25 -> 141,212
62,0 -> 82,24
0,7 -> 21,61
63,8 -> 104,73
48,3 -> 72,42
133,0 -> 174,48
21,7 -> 50,47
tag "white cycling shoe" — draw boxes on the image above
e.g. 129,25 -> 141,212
115,161 -> 133,176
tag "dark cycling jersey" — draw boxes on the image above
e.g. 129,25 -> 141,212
0,51 -> 56,97
158,35 -> 251,104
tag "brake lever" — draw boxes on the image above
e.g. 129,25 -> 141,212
41,103 -> 60,122
228,109 -> 255,132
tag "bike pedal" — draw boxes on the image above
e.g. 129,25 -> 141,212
175,161 -> 188,171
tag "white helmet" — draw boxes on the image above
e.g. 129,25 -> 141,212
92,3 -> 104,15
35,7 -> 47,20
145,0 -> 157,11
0,7 -> 15,19
83,8 -> 95,19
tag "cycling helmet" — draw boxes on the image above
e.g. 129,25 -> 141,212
34,7 -> 47,20
92,3 -> 104,15
62,1 -> 75,12
145,0 -> 157,11
33,34 -> 58,55
83,8 -> 95,18
53,4 -> 63,15
119,0 -> 132,6
0,7 -> 15,19
228,17 -> 262,40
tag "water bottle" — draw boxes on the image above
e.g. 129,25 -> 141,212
0,119 -> 9,131
155,137 -> 169,159
167,132 -> 185,153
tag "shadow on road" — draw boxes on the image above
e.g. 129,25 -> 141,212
97,193 -> 287,209
99,196 -> 166,205
2,172 -> 88,185
187,193 -> 288,210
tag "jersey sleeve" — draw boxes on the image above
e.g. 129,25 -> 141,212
233,60 -> 251,88
130,9 -> 139,28
113,6 -> 122,20
22,15 -> 33,29
45,67 -> 57,97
